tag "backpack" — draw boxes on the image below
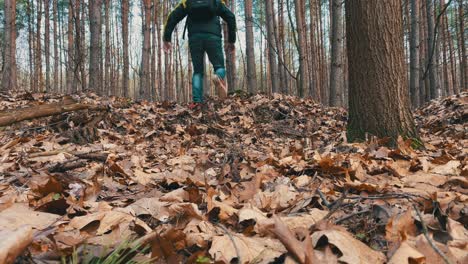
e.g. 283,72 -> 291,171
185,0 -> 217,21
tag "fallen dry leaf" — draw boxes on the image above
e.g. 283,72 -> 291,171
0,226 -> 33,264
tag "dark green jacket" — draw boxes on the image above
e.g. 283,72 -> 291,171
163,0 -> 237,43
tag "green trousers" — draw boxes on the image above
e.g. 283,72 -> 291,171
189,34 -> 226,103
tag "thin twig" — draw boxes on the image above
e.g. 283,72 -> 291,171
335,208 -> 371,224
317,189 -> 332,208
412,204 -> 453,264
215,223 -> 241,264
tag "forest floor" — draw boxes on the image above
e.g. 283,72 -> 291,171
0,91 -> 466,264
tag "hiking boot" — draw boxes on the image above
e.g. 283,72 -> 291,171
188,102 -> 203,111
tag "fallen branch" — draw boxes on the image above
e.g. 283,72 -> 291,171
48,159 -> 87,173
29,150 -> 108,162
412,204 -> 453,264
0,101 -> 108,127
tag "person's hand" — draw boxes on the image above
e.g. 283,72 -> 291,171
163,42 -> 172,53
226,42 -> 235,53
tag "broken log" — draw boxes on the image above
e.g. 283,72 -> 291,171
0,101 -> 108,127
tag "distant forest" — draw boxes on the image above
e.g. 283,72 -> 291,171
0,0 -> 466,105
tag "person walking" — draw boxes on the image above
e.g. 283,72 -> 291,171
163,0 -> 237,108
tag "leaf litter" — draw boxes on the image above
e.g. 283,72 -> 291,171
0,91 -> 466,263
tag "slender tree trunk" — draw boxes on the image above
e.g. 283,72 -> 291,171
420,0 -> 428,104
155,0 -> 163,100
36,0 -> 43,92
223,0 -> 237,93
72,0 -> 83,92
410,0 -> 421,107
329,0 -> 344,107
104,0 -> 111,95
67,0 -> 75,93
151,1 -> 157,100
89,0 -> 103,93
458,0 -> 467,90
426,0 -> 437,98
293,0 -> 309,97
140,0 -> 152,100
345,0 -> 418,143
278,0 -> 288,93
45,0 -> 51,92
122,0 -> 129,97
53,0 -> 59,93
2,0 -> 17,91
446,6 -> 458,94
265,0 -> 279,94
244,0 -> 257,94
439,0 -> 450,96
27,0 -> 34,91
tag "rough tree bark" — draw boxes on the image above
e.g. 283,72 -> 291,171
1,0 -> 17,91
329,0 -> 344,107
345,0 -> 418,143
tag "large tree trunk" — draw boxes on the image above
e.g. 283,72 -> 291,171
89,0 -> 103,93
410,0 -> 421,107
244,0 -> 257,94
265,0 -> 279,94
329,0 -> 344,107
45,0 -> 51,92
1,0 -> 17,91
345,0 -> 418,143
121,0 -> 129,97
140,0 -> 152,100
293,0 -> 309,97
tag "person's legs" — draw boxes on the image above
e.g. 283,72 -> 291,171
189,38 -> 205,103
205,37 -> 228,98
205,37 -> 225,77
